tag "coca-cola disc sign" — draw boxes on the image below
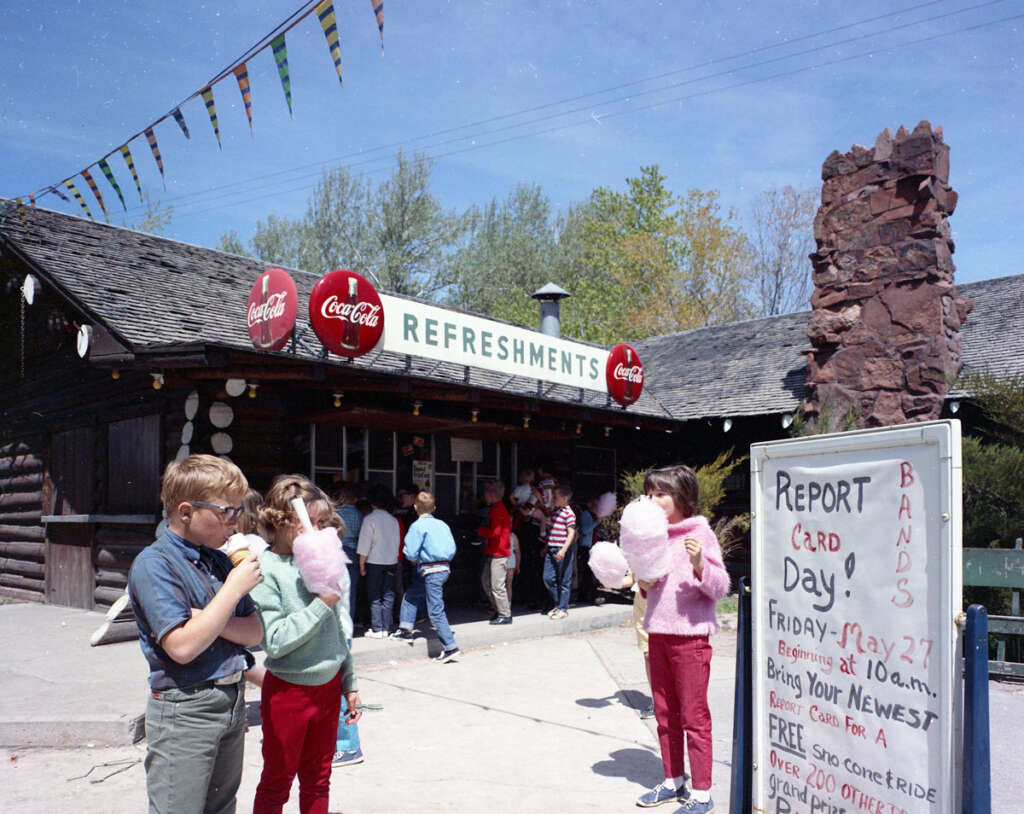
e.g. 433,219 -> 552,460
606,343 -> 645,406
308,270 -> 385,358
247,268 -> 298,351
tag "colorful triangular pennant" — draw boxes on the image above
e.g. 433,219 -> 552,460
233,64 -> 253,132
97,159 -> 126,211
80,168 -> 108,217
144,128 -> 165,187
316,1 -> 344,88
48,185 -> 71,204
200,85 -> 222,148
120,144 -> 144,201
64,179 -> 93,220
171,106 -> 191,140
370,0 -> 383,53
271,34 -> 293,117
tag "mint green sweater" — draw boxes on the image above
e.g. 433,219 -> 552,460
251,550 -> 357,690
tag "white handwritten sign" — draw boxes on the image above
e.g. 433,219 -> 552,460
750,421 -> 962,814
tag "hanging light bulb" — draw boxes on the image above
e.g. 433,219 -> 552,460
248,382 -> 259,399
413,400 -> 422,416
471,409 -> 479,423
604,426 -> 611,438
151,373 -> 164,390
722,418 -> 733,433
575,423 -> 582,436
111,368 -> 120,380
781,414 -> 793,429
523,414 -> 531,429
333,392 -> 343,408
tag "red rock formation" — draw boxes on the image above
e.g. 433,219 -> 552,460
804,121 -> 973,427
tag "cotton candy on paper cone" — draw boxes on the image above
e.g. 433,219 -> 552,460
588,541 -> 629,589
618,496 -> 670,582
292,527 -> 348,598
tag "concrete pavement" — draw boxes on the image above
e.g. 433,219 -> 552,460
2,600 -> 1022,812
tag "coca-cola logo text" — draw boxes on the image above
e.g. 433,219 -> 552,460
612,363 -> 644,384
320,295 -> 382,327
247,292 -> 289,327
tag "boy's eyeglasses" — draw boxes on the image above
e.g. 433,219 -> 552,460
190,501 -> 244,522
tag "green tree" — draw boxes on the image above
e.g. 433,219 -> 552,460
123,192 -> 173,236
218,152 -> 460,296
444,183 -> 555,315
217,229 -> 249,256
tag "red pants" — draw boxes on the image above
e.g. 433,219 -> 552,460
648,633 -> 713,790
253,669 -> 342,814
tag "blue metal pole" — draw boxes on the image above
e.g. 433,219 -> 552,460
729,577 -> 752,814
963,605 -> 991,814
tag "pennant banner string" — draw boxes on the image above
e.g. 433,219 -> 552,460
16,0 -> 380,207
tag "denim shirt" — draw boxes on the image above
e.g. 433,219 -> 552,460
403,514 -> 456,564
128,529 -> 257,690
337,503 -> 363,550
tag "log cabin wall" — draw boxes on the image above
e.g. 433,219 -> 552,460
0,439 -> 46,602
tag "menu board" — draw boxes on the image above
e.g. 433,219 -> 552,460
750,421 -> 962,814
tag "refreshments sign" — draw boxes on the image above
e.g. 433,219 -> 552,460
750,422 -> 962,814
605,343 -> 644,406
309,270 -> 385,358
379,294 -> 610,394
247,268 -> 297,351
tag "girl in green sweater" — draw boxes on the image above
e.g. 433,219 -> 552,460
251,475 -> 361,814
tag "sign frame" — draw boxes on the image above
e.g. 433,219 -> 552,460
750,420 -> 963,814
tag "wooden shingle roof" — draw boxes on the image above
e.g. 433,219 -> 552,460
2,201 -> 1020,422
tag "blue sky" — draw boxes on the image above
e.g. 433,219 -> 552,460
1,0 -> 1020,286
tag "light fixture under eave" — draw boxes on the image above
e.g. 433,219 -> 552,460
151,373 -> 165,390
247,382 -> 259,399
722,418 -> 733,433
21,274 -> 37,305
413,400 -> 422,416
523,415 -> 531,429
471,409 -> 479,424
781,414 -> 794,429
949,400 -> 960,414
111,368 -> 120,380
604,426 -> 611,438
333,392 -> 343,408
575,423 -> 582,436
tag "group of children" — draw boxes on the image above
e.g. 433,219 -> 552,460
127,453 -> 728,812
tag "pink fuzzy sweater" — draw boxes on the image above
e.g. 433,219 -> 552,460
642,515 -> 730,636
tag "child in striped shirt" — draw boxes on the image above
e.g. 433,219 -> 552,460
542,484 -> 576,619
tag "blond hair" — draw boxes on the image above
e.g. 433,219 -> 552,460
415,491 -> 436,514
161,454 -> 248,520
257,474 -> 333,540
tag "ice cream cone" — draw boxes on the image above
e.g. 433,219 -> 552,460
228,548 -> 251,567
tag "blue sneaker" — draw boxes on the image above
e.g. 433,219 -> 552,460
635,781 -> 687,807
677,796 -> 714,813
331,748 -> 364,767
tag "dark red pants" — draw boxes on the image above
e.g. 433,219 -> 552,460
648,633 -> 713,789
253,669 -> 342,814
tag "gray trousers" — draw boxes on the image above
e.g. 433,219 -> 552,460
144,679 -> 247,814
482,555 -> 511,617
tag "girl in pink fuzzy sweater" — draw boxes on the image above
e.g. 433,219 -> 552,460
635,465 -> 730,813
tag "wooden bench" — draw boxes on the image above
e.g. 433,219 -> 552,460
963,540 -> 1024,678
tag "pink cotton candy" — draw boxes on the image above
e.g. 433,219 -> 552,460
588,541 -> 629,589
595,492 -> 617,519
618,496 -> 671,582
292,527 -> 348,598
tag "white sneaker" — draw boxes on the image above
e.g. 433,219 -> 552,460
364,630 -> 387,639
552,609 -> 568,619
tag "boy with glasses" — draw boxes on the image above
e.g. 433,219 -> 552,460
128,454 -> 264,814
